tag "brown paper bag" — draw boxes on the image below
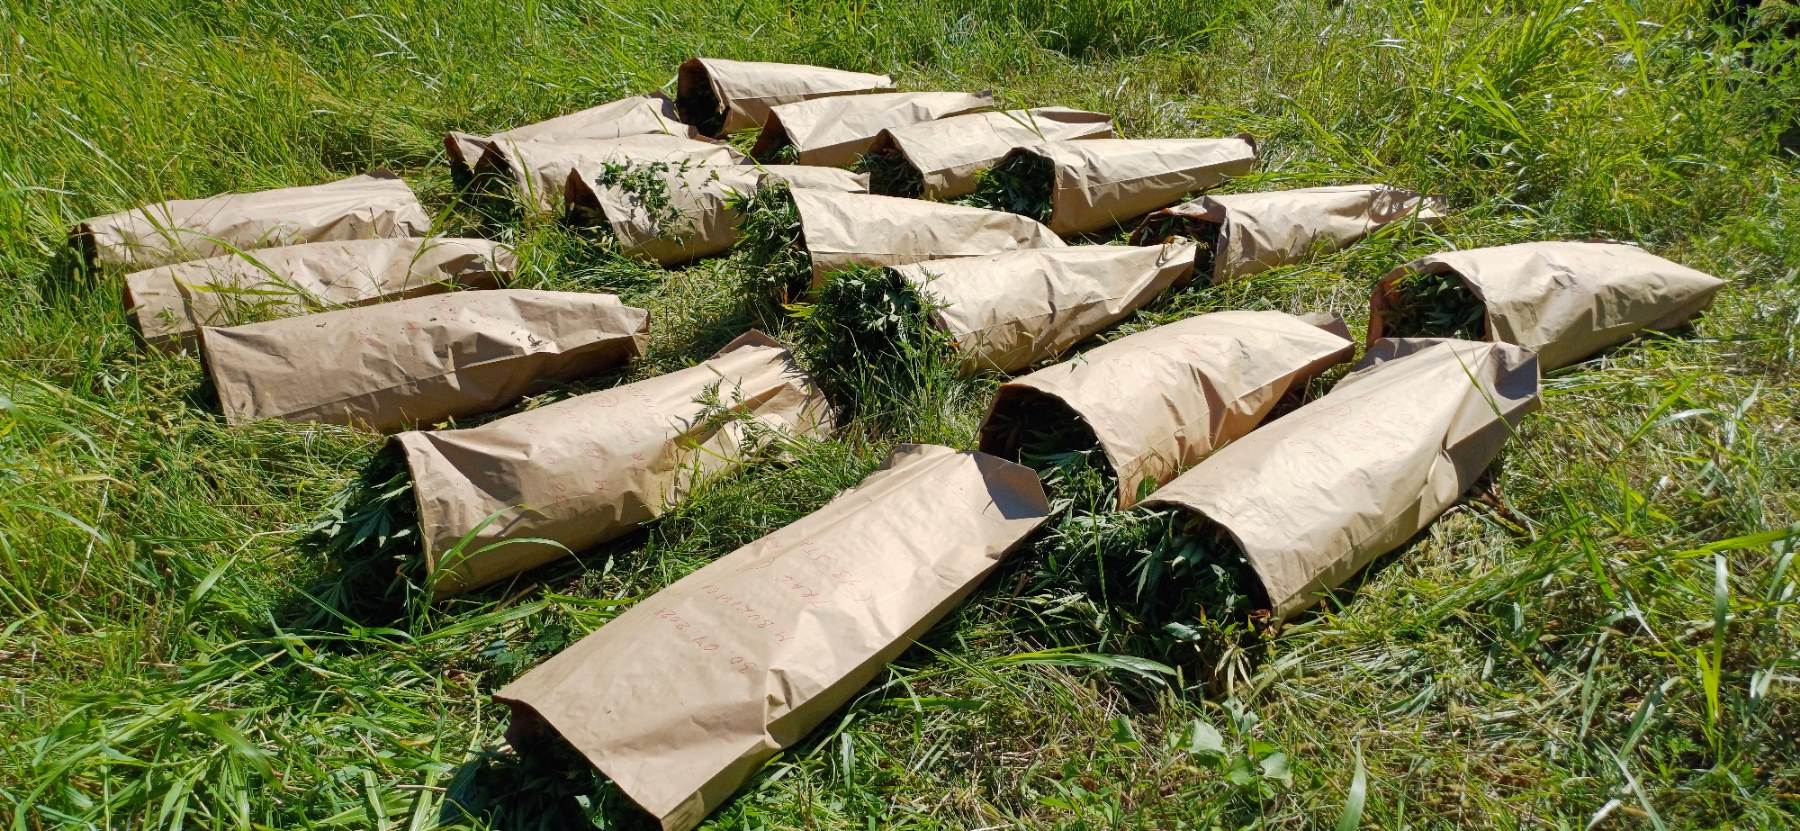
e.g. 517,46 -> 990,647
793,188 -> 1066,290
864,108 -> 1115,199
889,241 -> 1196,375
1130,184 -> 1446,282
979,310 -> 1355,508
201,289 -> 649,433
1369,240 -> 1727,370
996,137 -> 1257,235
71,172 -> 430,270
445,94 -> 697,178
748,91 -> 994,167
124,237 -> 515,351
396,330 -> 835,597
1141,337 -> 1541,620
496,443 -> 1049,831
566,165 -> 867,266
675,57 -> 896,137
478,135 -> 746,213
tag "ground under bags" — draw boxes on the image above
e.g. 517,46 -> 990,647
478,134 -> 746,213
565,164 -> 867,266
675,57 -> 896,137
124,237 -> 515,350
1130,184 -> 1445,282
395,331 -> 834,597
748,91 -> 994,166
860,108 -> 1115,199
979,310 -> 1355,508
496,443 -> 1050,831
1368,240 -> 1727,370
975,137 -> 1257,235
201,290 -> 648,432
71,172 -> 430,270
1140,337 -> 1541,621
445,94 -> 697,178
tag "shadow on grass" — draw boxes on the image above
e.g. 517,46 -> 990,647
438,738 -> 658,831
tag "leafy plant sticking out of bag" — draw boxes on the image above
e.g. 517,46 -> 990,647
70,172 -> 431,270
969,137 -> 1257,235
475,134 -> 746,214
123,237 -> 515,351
675,57 -> 895,138
1129,184 -> 1447,283
857,107 -> 1115,199
444,94 -> 699,182
566,162 -> 866,267
749,91 -> 994,167
1369,240 -> 1727,370
495,444 -> 1049,831
1142,337 -> 1542,622
200,289 -> 648,432
729,181 -> 1065,303
979,309 -> 1355,509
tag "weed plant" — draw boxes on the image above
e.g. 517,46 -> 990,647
967,151 -> 1056,223
1378,270 -> 1488,340
856,148 -> 926,197
727,179 -> 813,304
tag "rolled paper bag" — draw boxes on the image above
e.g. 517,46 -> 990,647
71,172 -> 430,270
748,91 -> 994,166
1130,184 -> 1447,282
972,137 -> 1257,236
396,330 -> 835,597
859,107 -> 1115,199
124,237 -> 515,351
201,289 -> 649,432
979,310 -> 1355,509
1369,240 -> 1727,370
444,94 -> 697,178
675,57 -> 896,137
478,134 -> 746,213
496,443 -> 1050,831
1140,337 -> 1541,621
565,164 -> 867,266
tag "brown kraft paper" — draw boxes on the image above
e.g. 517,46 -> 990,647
748,91 -> 994,167
866,108 -> 1115,199
675,57 -> 896,137
201,289 -> 649,433
890,241 -> 1197,375
1369,240 -> 1727,370
1141,337 -> 1542,621
979,309 -> 1356,508
124,237 -> 515,351
1130,184 -> 1446,282
445,94 -> 697,178
478,135 -> 746,213
566,165 -> 867,266
71,172 -> 430,270
396,330 -> 835,597
1003,137 -> 1257,235
496,443 -> 1050,831
792,188 -> 1065,290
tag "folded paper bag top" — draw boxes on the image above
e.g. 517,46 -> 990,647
478,134 -> 747,213
865,107 -> 1116,199
1369,240 -> 1726,370
675,57 -> 896,137
71,172 -> 430,270
397,330 -> 835,597
496,443 -> 1050,831
201,289 -> 649,433
124,237 -> 516,351
997,137 -> 1258,235
566,164 -> 867,266
1141,337 -> 1541,621
979,309 -> 1356,508
445,94 -> 697,177
749,90 -> 995,167
1130,184 -> 1446,282
792,188 -> 1066,290
891,241 -> 1198,376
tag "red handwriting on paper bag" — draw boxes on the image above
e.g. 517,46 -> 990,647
655,607 -> 769,675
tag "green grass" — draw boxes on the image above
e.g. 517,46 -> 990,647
4,0 -> 1800,828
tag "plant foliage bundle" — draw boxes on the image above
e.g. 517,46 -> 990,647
568,159 -> 690,236
302,446 -> 425,622
795,265 -> 950,408
1379,270 -> 1487,340
856,148 -> 925,198
675,79 -> 728,138
1131,214 -> 1222,277
727,178 -> 815,306
966,151 -> 1056,224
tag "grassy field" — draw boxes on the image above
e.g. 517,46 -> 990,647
4,0 -> 1799,828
